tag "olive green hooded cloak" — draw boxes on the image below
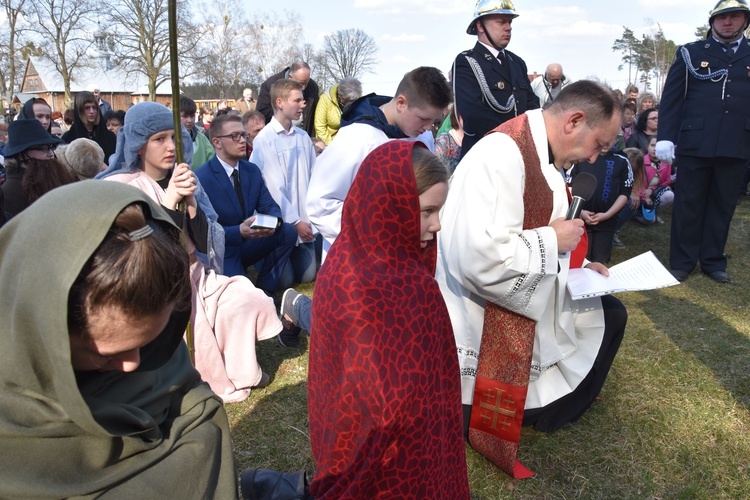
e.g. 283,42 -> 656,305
0,181 -> 237,498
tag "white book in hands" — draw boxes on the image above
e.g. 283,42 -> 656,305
246,213 -> 279,229
567,251 -> 680,300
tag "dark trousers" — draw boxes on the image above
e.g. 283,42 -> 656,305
223,222 -> 297,292
670,155 -> 746,273
740,161 -> 750,194
586,228 -> 615,264
463,295 -> 627,437
522,295 -> 627,433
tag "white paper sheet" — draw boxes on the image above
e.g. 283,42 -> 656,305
567,251 -> 680,300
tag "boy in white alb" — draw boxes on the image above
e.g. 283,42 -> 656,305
251,79 -> 317,287
305,66 -> 453,259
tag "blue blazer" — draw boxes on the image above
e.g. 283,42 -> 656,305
195,155 -> 282,250
658,38 -> 750,160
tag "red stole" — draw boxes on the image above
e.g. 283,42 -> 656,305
468,114 -> 586,478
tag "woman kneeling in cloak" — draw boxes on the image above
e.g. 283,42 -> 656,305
0,181 -> 237,497
244,141 -> 470,499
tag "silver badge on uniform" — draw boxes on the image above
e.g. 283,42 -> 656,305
701,61 -> 709,68
498,82 -> 505,90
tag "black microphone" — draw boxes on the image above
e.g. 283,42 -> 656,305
566,172 -> 597,220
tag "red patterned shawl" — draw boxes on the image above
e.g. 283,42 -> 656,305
308,140 -> 469,499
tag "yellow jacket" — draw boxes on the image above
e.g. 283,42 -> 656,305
314,84 -> 341,145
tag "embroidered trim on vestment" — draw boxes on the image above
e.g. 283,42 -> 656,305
457,345 -> 479,361
518,229 -> 546,315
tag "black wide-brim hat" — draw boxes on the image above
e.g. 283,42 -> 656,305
5,119 -> 64,157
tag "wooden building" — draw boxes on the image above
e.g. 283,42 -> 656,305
18,57 -> 173,113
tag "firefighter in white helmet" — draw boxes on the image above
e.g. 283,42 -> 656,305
453,0 -> 538,159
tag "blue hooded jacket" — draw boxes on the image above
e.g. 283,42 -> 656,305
339,94 -> 408,139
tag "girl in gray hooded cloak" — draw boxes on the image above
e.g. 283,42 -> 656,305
98,101 -> 282,402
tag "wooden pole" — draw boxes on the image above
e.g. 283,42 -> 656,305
168,0 -> 194,364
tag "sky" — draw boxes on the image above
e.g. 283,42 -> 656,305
252,0 -> 714,95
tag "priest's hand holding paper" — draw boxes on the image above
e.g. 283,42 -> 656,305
584,261 -> 609,277
567,251 -> 679,300
550,217 -> 584,253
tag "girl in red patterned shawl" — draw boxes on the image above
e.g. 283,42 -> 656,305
307,140 -> 469,499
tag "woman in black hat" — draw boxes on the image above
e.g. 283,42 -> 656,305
1,119 -> 76,218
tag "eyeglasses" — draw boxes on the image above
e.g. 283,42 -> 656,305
215,132 -> 249,142
28,144 -> 58,152
647,116 -> 659,121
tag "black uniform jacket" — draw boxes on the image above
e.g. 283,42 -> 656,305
658,37 -> 750,160
454,42 -> 539,158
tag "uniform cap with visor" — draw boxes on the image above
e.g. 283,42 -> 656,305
466,0 -> 519,35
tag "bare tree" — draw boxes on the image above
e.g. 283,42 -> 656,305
26,0 -> 97,106
193,0 -> 253,99
320,28 -> 378,82
247,10 -> 305,82
0,34 -> 18,105
0,0 -> 27,104
107,0 -> 198,100
296,42 -> 333,91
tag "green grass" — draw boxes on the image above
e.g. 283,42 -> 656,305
228,201 -> 750,498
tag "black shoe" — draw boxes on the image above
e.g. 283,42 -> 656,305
671,269 -> 690,282
703,270 -> 730,283
240,468 -> 308,500
251,371 -> 271,389
278,324 -> 302,348
612,234 -> 625,249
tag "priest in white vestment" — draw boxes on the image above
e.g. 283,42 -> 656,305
437,81 -> 628,434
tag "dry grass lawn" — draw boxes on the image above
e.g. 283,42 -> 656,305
228,200 -> 750,498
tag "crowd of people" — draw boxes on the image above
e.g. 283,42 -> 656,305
1,0 -> 748,498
